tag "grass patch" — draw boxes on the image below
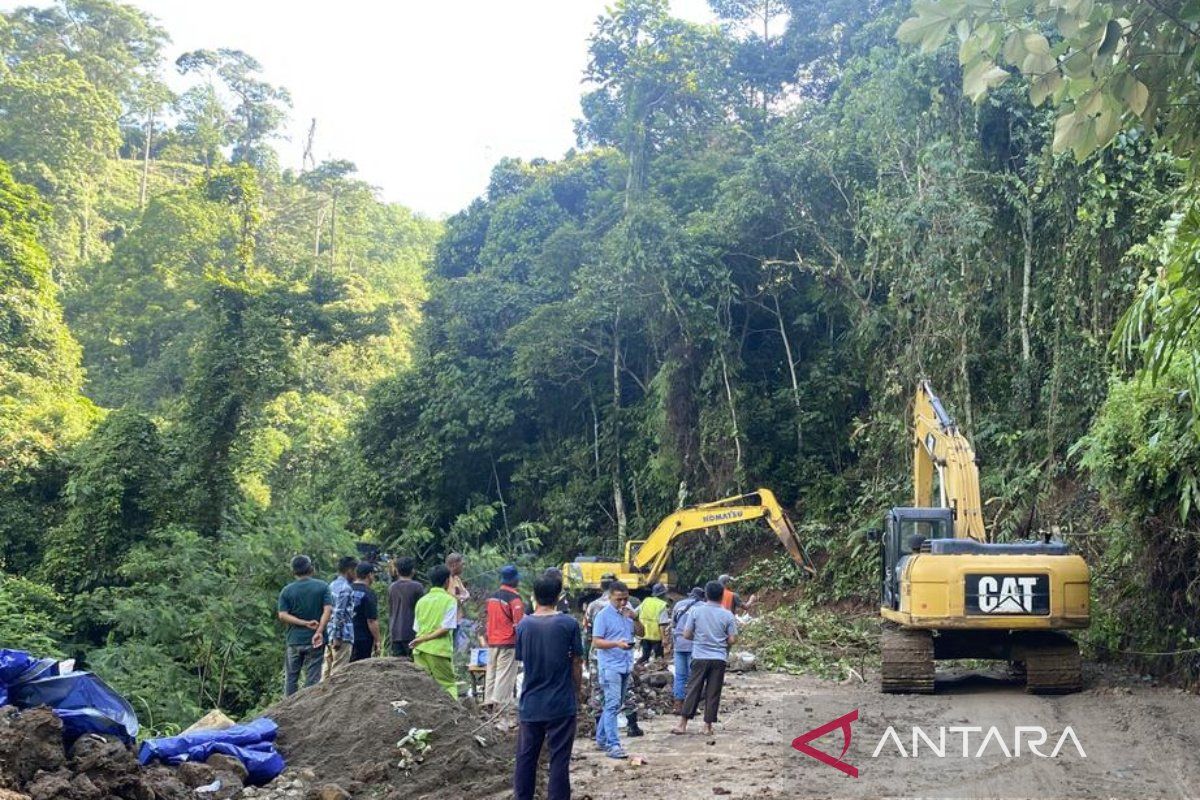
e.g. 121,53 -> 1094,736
740,598 -> 879,681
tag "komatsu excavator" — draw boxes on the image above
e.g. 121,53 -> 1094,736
877,381 -> 1090,693
562,488 -> 816,601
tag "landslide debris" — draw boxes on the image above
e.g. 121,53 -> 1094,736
261,658 -> 511,800
0,706 -> 195,800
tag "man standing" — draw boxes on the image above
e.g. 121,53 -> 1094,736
591,580 -> 643,759
349,562 -> 380,662
636,583 -> 669,664
411,564 -> 459,698
323,556 -> 358,680
717,574 -> 744,613
388,557 -> 423,658
672,581 -> 738,737
277,555 -> 332,696
485,565 -> 524,710
513,574 -> 582,800
666,586 -> 705,714
446,552 -> 470,605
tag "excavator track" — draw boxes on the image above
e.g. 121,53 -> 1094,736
1015,632 -> 1082,694
881,625 -> 935,694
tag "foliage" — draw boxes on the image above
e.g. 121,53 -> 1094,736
0,572 -> 68,657
739,598 -> 878,681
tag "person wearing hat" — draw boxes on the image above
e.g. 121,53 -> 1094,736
718,574 -> 744,613
349,561 -> 381,662
277,555 -> 333,695
485,565 -> 525,709
637,583 -> 669,664
664,586 -> 705,713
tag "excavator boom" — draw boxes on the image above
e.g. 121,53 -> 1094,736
913,380 -> 986,542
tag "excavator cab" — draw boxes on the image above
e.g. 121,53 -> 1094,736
881,507 -> 953,611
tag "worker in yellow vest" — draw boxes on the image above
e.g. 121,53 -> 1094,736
637,583 -> 669,663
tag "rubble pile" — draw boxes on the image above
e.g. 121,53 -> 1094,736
261,659 -> 512,800
0,706 -> 197,800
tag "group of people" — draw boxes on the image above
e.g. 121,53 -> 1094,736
276,555 -> 746,800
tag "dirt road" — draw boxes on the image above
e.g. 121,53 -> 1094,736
568,667 -> 1200,800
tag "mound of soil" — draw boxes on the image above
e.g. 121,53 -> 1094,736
0,706 -> 193,800
261,658 -> 511,799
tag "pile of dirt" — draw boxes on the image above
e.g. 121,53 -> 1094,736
0,706 -> 195,800
261,658 -> 511,799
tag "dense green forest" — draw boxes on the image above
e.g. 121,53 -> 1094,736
2,0 -> 1199,731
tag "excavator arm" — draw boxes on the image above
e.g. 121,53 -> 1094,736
629,488 -> 817,584
913,380 -> 986,542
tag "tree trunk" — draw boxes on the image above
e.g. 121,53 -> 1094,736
717,346 -> 744,491
612,311 -> 627,545
330,191 -> 338,270
139,110 -> 154,211
772,291 -> 804,456
1019,195 -> 1033,363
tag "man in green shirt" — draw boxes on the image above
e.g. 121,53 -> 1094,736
277,555 -> 333,695
411,564 -> 459,698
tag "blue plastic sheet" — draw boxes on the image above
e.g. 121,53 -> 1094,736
0,649 -> 137,743
138,717 -> 285,786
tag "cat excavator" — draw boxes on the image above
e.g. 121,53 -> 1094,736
876,381 -> 1090,693
562,488 -> 816,602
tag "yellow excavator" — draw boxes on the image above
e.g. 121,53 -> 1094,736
876,381 -> 1090,693
562,488 -> 816,600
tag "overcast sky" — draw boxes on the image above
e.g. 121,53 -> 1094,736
86,0 -> 718,218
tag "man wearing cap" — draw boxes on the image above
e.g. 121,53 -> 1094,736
637,583 -> 669,664
349,561 -> 381,662
665,586 -> 705,714
485,565 -> 525,709
277,555 -> 333,695
718,574 -> 744,613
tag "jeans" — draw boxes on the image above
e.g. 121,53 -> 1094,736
513,715 -> 576,800
596,667 -> 629,751
673,649 -> 693,700
284,644 -> 324,695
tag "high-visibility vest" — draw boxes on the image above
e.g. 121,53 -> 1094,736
721,588 -> 735,611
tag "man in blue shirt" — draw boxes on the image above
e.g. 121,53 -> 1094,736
672,580 -> 738,737
590,580 -> 644,759
323,556 -> 358,680
666,586 -> 705,714
513,574 -> 582,800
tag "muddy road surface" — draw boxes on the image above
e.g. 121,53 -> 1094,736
567,667 -> 1200,799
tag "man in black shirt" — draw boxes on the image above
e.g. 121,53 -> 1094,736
513,574 -> 582,800
388,557 -> 424,658
349,562 -> 380,662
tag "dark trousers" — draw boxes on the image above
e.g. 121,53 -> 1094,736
284,644 -> 324,696
391,639 -> 413,658
514,715 -> 576,800
638,639 -> 664,663
681,658 -> 727,724
350,639 -> 373,662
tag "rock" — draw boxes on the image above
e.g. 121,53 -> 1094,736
177,761 -> 217,788
296,769 -> 318,783
208,770 -> 245,800
69,735 -> 134,775
642,671 -> 672,688
204,753 -> 248,783
68,773 -> 101,799
0,790 -> 33,800
0,708 -> 66,784
315,784 -> 350,800
26,770 -> 72,800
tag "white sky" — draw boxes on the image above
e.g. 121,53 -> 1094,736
100,0 -> 717,218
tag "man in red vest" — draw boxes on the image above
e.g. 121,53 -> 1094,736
486,565 -> 525,710
718,574 -> 744,613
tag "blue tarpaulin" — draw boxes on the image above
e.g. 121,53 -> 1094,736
138,717 -> 286,786
0,649 -> 138,743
